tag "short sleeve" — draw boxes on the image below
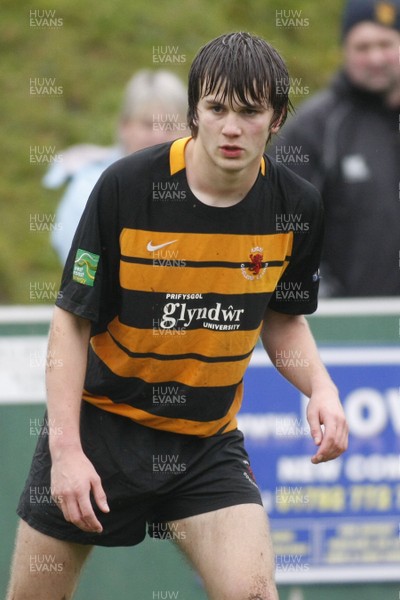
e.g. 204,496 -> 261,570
268,189 -> 324,315
55,169 -> 120,324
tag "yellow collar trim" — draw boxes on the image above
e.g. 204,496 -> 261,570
169,136 -> 266,176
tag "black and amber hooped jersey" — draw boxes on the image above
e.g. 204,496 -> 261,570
57,137 -> 323,437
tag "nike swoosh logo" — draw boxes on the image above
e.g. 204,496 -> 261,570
147,240 -> 178,252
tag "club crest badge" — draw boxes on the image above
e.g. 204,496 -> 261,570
241,247 -> 268,280
375,1 -> 397,26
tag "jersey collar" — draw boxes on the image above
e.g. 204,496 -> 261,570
169,136 -> 266,176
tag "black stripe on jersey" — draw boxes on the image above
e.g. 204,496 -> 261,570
108,329 -> 254,363
120,256 -> 288,269
85,349 -> 238,422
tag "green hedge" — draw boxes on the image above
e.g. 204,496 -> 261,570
1,0 -> 342,303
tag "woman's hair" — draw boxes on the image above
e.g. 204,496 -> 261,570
188,32 -> 292,136
120,69 -> 187,122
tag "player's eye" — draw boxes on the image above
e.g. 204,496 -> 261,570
243,107 -> 259,116
211,104 -> 224,113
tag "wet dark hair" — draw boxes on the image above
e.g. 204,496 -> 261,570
188,32 -> 292,136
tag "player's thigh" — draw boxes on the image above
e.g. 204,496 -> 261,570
171,503 -> 278,600
7,519 -> 92,600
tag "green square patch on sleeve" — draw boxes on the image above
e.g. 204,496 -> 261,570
72,249 -> 100,286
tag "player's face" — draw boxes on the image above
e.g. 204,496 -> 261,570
194,90 -> 280,174
343,22 -> 400,93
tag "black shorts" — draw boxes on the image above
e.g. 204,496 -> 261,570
17,402 -> 262,547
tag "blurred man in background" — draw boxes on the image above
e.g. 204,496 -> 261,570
270,0 -> 400,297
44,69 -> 188,264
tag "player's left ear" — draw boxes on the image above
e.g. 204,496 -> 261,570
270,123 -> 281,135
270,109 -> 286,134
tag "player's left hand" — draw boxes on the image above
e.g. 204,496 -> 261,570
306,390 -> 349,464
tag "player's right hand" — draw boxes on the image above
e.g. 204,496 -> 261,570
50,448 -> 110,533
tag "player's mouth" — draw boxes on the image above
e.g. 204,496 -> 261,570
219,145 -> 244,158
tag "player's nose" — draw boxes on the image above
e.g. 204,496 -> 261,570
221,111 -> 242,136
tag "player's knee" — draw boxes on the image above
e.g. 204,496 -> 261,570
246,592 -> 275,600
246,589 -> 277,600
225,575 -> 277,600
230,591 -> 275,600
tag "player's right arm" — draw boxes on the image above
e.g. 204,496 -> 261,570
46,305 -> 109,533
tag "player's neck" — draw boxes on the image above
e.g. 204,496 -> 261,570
185,137 -> 261,208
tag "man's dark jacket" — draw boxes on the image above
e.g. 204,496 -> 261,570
269,71 -> 400,297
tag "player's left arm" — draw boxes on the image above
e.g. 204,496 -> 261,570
261,307 -> 348,463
